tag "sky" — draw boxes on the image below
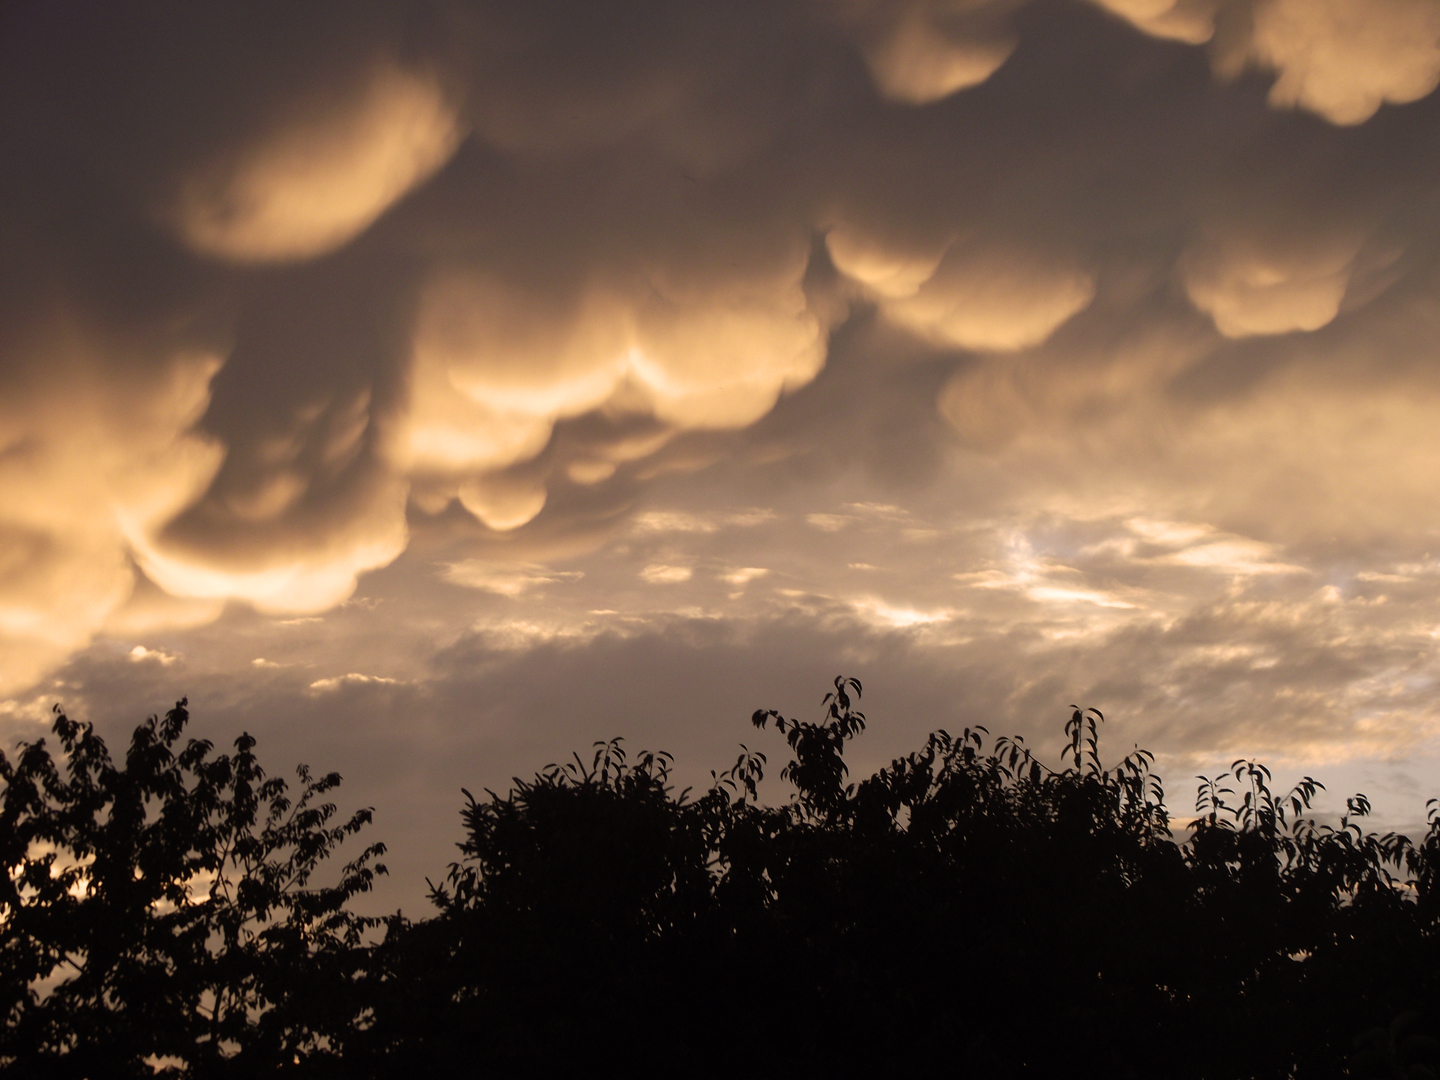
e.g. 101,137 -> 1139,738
6,0 -> 1440,913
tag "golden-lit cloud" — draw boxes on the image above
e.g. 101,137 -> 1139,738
128,499 -> 409,616
826,228 -> 950,300
10,0 -> 1440,827
1097,0 -> 1440,125
1087,0 -> 1218,44
876,241 -> 1096,352
1179,226 -> 1366,337
175,63 -> 462,263
0,318 -> 222,690
443,562 -> 584,596
640,564 -> 694,584
401,245 -> 824,528
308,672 -> 401,693
843,1 -> 1018,104
456,474 -> 550,533
1227,0 -> 1440,126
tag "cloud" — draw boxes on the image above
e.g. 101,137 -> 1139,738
640,564 -> 693,584
1180,224 -> 1367,337
1224,0 -> 1440,126
875,240 -> 1096,352
397,234 -> 826,532
308,672 -> 400,693
128,645 -> 178,666
720,567 -> 769,586
7,0 -> 1440,749
443,562 -> 584,596
633,511 -> 721,534
0,320 -> 224,689
837,0 -> 1020,104
1087,0 -> 1219,44
174,62 -> 463,263
1093,0 -> 1440,125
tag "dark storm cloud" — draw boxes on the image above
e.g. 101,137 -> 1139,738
6,0 -> 1440,824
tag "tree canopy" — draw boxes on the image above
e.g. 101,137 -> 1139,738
4,681 -> 1439,1078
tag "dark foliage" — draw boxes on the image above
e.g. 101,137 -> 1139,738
6,680 -> 1440,1077
0,702 -> 386,1078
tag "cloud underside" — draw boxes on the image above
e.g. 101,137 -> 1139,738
5,0 -> 1440,746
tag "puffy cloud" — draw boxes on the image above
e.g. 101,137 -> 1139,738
400,241 -> 825,529
1228,0 -> 1440,126
0,315 -> 223,690
8,0 -> 1440,765
834,0 -> 1020,104
1179,225 -> 1367,337
1095,0 -> 1440,125
131,499 -> 410,615
1087,0 -> 1219,44
826,228 -> 950,300
174,62 -> 463,263
937,359 -> 1035,450
877,241 -> 1096,352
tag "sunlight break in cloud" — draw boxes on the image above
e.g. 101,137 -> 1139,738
308,673 -> 400,693
720,567 -> 769,587
444,563 -> 584,597
640,565 -> 693,584
128,645 -> 178,666
851,598 -> 954,629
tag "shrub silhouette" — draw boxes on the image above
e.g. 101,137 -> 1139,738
6,680 -> 1440,1078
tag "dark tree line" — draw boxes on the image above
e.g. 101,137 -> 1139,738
3,680 -> 1439,1078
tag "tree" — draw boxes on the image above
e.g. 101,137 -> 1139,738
10,682 -> 1440,1078
0,701 -> 386,1078
372,676 -> 1440,1079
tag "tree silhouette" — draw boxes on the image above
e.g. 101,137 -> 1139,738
372,676 -> 1440,1078
7,681 -> 1440,1078
0,702 -> 386,1078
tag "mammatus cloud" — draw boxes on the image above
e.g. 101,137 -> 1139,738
1098,0 -> 1440,125
1179,224 -> 1368,337
827,229 -> 1096,351
174,62 -> 464,263
833,0 -> 1020,104
0,323 -> 222,690
1220,0 -> 1440,126
6,0 -> 1440,720
1088,0 -> 1218,44
401,244 -> 825,529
